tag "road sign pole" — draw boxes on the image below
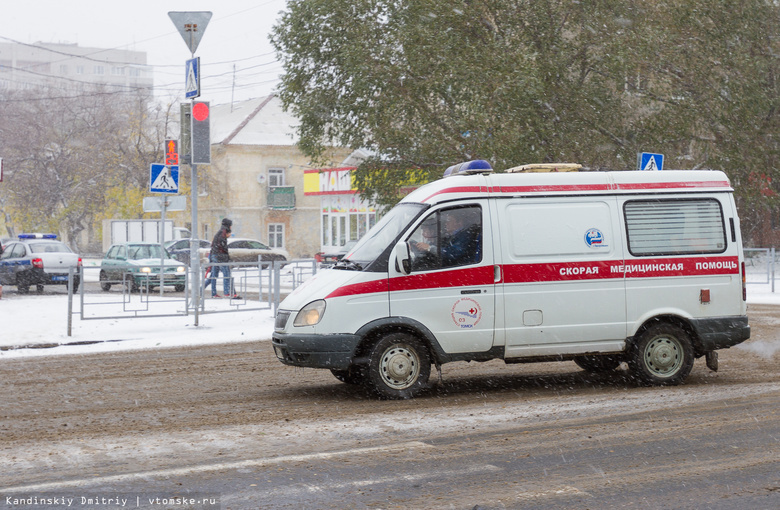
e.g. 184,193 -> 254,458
169,11 -> 212,325
160,198 -> 167,297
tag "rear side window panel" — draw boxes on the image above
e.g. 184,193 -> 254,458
624,198 -> 727,256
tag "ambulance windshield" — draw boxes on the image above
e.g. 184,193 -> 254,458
335,203 -> 425,271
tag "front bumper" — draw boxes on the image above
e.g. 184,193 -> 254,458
271,331 -> 361,370
132,273 -> 186,285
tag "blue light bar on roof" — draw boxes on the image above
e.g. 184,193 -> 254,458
18,233 -> 57,239
443,159 -> 493,177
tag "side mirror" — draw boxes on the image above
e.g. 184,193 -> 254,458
392,241 -> 411,275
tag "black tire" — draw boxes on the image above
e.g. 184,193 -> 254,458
628,323 -> 694,386
72,279 -> 79,293
366,332 -> 431,399
99,270 -> 112,291
126,276 -> 140,293
330,367 -> 366,385
36,284 -> 44,294
174,284 -> 185,292
17,275 -> 29,294
573,355 -> 622,373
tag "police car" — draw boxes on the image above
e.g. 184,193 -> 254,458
0,234 -> 81,293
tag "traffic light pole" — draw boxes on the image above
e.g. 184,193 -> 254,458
169,11 -> 212,326
191,159 -> 200,325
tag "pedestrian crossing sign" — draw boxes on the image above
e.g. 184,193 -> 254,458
638,152 -> 664,171
150,164 -> 179,194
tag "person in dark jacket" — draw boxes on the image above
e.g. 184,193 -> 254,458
205,218 -> 238,298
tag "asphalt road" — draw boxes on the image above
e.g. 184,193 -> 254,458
0,305 -> 778,509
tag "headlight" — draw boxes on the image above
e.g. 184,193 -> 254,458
176,266 -> 186,273
140,267 -> 151,273
293,300 -> 326,327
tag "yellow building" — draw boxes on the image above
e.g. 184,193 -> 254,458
303,163 -> 378,254
198,95 -> 351,258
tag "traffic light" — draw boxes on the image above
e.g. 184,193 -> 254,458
191,101 -> 211,165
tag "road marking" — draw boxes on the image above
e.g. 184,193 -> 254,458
1,441 -> 433,492
272,463 -> 503,497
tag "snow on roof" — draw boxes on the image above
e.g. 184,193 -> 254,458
211,95 -> 300,146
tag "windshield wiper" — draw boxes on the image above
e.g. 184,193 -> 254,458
334,258 -> 363,271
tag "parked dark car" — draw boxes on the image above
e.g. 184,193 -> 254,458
316,240 -> 357,265
165,238 -> 211,266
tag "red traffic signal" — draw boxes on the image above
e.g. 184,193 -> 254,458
191,101 -> 211,165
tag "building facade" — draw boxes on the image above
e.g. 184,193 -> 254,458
198,95 -> 352,259
0,41 -> 152,94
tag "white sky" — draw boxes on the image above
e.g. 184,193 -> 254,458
0,0 -> 289,105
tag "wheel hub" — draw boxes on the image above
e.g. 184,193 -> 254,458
645,337 -> 680,375
380,346 -> 418,389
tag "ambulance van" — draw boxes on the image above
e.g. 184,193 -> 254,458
272,161 -> 750,399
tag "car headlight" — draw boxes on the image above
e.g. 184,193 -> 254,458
176,266 -> 186,273
140,267 -> 151,273
293,300 -> 326,327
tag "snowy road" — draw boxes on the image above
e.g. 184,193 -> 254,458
1,304 -> 779,509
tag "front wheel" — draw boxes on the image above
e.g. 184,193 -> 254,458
628,323 -> 694,386
366,333 -> 431,399
99,270 -> 111,291
174,284 -> 185,292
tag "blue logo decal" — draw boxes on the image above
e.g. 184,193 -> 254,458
585,228 -> 604,247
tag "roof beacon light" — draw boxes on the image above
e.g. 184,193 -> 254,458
18,233 -> 57,239
443,159 -> 493,178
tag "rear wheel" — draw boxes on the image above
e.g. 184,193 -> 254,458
573,355 -> 622,373
628,323 -> 694,386
99,270 -> 111,291
16,274 -> 30,294
366,332 -> 431,399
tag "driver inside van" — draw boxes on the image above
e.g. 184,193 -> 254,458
440,208 -> 481,267
410,208 -> 481,269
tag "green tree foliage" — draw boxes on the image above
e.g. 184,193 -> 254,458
272,0 -> 779,223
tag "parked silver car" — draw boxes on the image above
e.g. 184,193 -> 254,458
0,234 -> 81,293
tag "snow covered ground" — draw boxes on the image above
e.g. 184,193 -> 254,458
1,266 -> 779,359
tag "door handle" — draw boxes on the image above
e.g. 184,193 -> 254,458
494,264 -> 501,283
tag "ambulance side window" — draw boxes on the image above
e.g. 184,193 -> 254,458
409,205 -> 482,271
624,199 -> 726,256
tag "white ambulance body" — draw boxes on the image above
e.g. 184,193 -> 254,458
272,161 -> 750,399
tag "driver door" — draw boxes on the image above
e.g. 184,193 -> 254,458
388,201 -> 496,354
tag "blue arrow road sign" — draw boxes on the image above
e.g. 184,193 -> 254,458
185,57 -> 200,99
638,152 -> 664,171
150,164 -> 179,194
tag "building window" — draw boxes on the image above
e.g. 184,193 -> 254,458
94,66 -> 104,75
59,65 -> 68,75
268,224 -> 284,248
76,66 -> 84,75
268,167 -> 285,187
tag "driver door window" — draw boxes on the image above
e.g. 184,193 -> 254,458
409,205 -> 482,272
